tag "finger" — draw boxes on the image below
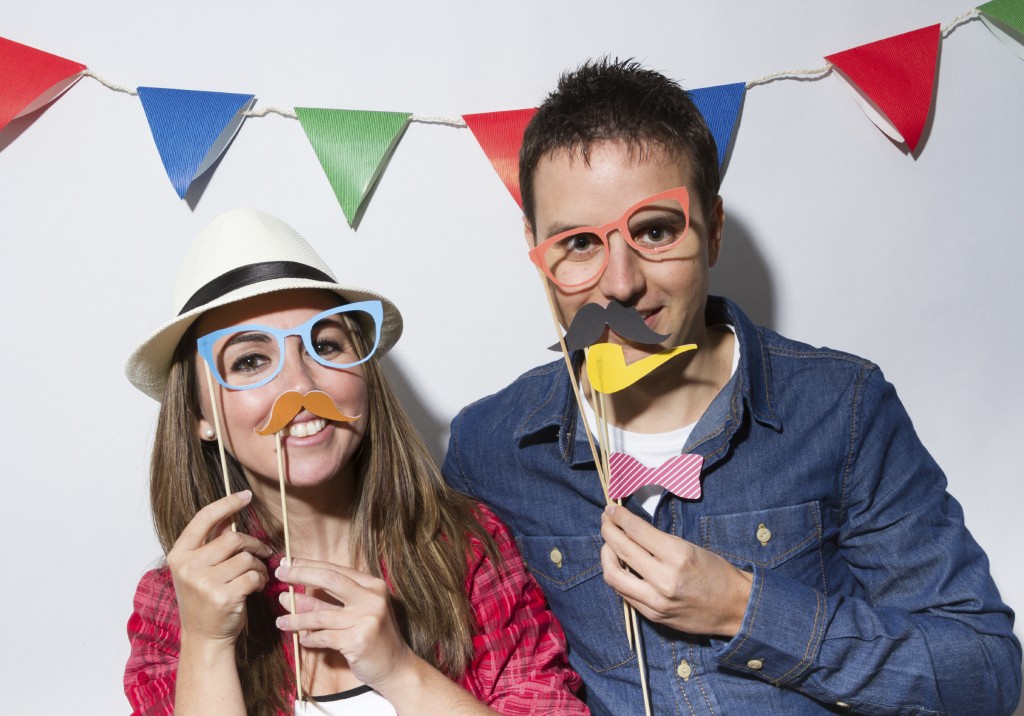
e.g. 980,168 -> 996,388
601,510 -> 659,578
199,529 -> 274,567
276,602 -> 351,634
175,491 -> 254,551
603,504 -> 678,562
214,550 -> 270,585
276,563 -> 370,603
287,557 -> 381,590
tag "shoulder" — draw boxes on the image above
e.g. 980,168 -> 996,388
451,359 -> 564,431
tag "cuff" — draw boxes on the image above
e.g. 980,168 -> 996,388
714,565 -> 826,686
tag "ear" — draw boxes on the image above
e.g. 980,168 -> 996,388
196,417 -> 216,442
707,196 -> 725,268
523,215 -> 536,249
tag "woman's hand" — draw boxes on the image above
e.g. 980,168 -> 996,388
274,558 -> 415,691
166,490 -> 273,649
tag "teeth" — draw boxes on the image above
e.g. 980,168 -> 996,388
288,419 -> 327,438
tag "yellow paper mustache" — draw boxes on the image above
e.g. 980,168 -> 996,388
586,343 -> 698,394
255,390 -> 360,435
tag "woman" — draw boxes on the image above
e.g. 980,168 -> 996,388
124,209 -> 586,715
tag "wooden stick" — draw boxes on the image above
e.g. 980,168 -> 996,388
275,432 -> 304,703
631,604 -> 654,716
202,362 -> 236,532
537,277 -> 610,504
591,386 -> 633,651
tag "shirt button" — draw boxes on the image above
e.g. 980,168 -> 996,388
549,547 -> 563,568
747,659 -> 764,670
676,659 -> 692,680
756,523 -> 772,546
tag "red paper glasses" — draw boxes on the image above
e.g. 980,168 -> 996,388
528,186 -> 691,289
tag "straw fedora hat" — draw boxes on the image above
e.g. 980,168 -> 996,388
125,208 -> 403,401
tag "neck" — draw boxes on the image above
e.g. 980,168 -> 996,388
247,465 -> 359,566
583,324 -> 734,434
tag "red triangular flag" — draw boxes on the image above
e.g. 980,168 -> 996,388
825,24 -> 940,152
0,37 -> 86,132
463,108 -> 537,208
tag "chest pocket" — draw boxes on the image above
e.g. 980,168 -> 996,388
517,534 -> 636,673
700,501 -> 827,594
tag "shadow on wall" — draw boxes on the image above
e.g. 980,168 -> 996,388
710,213 -> 775,329
381,358 -> 448,465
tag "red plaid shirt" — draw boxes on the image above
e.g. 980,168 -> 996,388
125,504 -> 587,715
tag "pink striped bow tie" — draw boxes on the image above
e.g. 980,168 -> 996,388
607,453 -> 704,501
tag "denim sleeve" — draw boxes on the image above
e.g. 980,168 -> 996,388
442,409 -> 477,498
716,366 -> 1021,715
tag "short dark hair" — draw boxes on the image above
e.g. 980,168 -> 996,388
519,57 -> 720,227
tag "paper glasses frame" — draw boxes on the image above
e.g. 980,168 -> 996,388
196,300 -> 383,391
527,186 -> 691,289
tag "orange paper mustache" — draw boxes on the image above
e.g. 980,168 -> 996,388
254,390 -> 360,435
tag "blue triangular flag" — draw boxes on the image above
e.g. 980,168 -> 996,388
137,87 -> 256,198
688,82 -> 746,168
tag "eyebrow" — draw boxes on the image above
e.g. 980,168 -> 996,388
222,331 -> 274,349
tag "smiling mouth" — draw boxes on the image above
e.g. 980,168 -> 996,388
286,419 -> 328,438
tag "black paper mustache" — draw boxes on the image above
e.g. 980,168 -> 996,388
550,300 -> 671,354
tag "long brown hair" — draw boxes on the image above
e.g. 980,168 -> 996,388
150,304 -> 495,715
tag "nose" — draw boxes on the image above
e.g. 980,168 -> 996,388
276,337 -> 317,393
596,231 -> 645,304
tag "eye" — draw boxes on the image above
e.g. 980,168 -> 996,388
556,232 -> 603,258
313,338 -> 343,359
230,351 -> 272,374
631,218 -> 686,249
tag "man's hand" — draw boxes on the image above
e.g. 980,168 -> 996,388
601,504 -> 753,638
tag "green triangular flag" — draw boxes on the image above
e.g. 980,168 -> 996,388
296,107 -> 411,226
978,0 -> 1024,60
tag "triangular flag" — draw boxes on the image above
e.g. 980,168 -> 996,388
688,82 -> 746,169
137,87 -> 255,199
463,108 -> 537,208
825,24 -> 940,153
295,108 -> 411,227
978,0 -> 1024,60
0,37 -> 86,132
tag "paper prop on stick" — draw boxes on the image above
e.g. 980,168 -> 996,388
587,343 -> 697,394
979,0 -> 1024,60
551,301 -> 670,353
295,108 -> 411,227
257,387 -> 362,704
137,87 -> 256,198
825,25 -> 940,153
256,390 -> 360,436
608,453 -> 704,501
0,37 -> 86,132
463,108 -> 537,208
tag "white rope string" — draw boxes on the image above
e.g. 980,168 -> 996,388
746,64 -> 832,90
76,7 -> 986,112
81,69 -> 137,96
942,9 -> 980,37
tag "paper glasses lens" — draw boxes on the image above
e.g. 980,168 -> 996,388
214,330 -> 282,387
543,232 -> 607,287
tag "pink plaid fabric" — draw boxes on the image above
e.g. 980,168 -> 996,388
125,505 -> 587,715
607,452 -> 704,500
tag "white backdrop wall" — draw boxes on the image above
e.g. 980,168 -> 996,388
2,1 -> 1021,712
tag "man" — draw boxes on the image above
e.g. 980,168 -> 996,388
443,59 -> 1021,714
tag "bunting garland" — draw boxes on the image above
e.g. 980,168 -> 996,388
687,82 -> 747,168
0,3 -> 1019,222
137,87 -> 256,198
295,108 -> 412,227
979,0 -> 1024,58
825,25 -> 941,153
0,37 -> 85,132
462,108 -> 537,208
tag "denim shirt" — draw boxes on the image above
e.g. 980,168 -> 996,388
443,297 -> 1021,715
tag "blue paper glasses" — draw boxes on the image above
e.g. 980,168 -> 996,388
197,300 -> 383,391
